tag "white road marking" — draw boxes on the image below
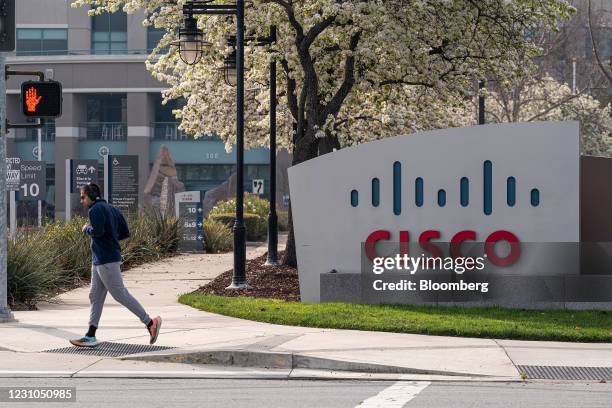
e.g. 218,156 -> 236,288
357,381 -> 430,408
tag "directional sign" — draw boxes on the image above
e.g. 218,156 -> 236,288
252,179 -> 264,195
6,157 -> 21,191
69,159 -> 98,193
17,161 -> 46,202
178,201 -> 204,252
174,191 -> 202,218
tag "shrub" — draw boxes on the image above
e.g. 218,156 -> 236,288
44,216 -> 92,281
208,212 -> 266,241
146,209 -> 181,253
203,219 -> 233,253
7,211 -> 182,307
209,194 -> 269,241
7,231 -> 65,307
210,193 -> 269,219
122,210 -> 181,268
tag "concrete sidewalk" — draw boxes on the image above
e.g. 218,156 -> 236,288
1,237 -> 612,380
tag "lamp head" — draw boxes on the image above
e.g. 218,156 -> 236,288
178,15 -> 207,65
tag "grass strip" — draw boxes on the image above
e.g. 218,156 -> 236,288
179,293 -> 612,342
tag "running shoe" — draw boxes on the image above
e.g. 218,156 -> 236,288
69,336 -> 98,347
148,316 -> 162,344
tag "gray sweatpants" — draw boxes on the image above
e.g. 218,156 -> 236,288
88,262 -> 151,328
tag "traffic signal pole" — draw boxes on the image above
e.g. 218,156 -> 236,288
37,128 -> 42,227
0,0 -> 15,322
0,53 -> 14,322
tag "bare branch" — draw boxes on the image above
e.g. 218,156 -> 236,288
324,30 -> 361,118
588,0 -> 612,85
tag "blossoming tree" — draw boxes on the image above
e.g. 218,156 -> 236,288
484,75 -> 612,156
73,0 -> 575,265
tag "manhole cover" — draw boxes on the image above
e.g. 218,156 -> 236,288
44,342 -> 175,358
518,365 -> 612,381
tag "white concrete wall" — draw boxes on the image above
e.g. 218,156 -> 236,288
288,122 -> 580,302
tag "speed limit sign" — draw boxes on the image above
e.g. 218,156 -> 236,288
18,160 -> 47,201
252,179 -> 264,195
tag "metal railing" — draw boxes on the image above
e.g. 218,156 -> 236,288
25,123 -> 56,141
152,122 -> 189,141
151,122 -> 218,141
14,48 -> 168,57
79,122 -> 127,141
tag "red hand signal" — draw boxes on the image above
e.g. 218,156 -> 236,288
25,87 -> 42,113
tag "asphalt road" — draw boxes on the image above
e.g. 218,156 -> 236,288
0,378 -> 610,408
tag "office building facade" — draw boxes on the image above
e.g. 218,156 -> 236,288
6,1 -> 274,221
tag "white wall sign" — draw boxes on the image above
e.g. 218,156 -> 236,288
6,157 -> 21,191
252,179 -> 264,195
288,122 -> 580,302
18,161 -> 46,202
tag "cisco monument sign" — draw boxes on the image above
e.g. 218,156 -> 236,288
288,122 -> 612,309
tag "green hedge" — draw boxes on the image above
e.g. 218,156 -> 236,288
208,194 -> 270,241
210,193 -> 269,219
208,212 -> 267,241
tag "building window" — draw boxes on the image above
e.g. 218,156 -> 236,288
152,95 -> 190,140
176,164 -> 235,192
154,94 -> 185,123
147,27 -> 167,53
92,12 -> 127,55
16,28 -> 68,56
83,94 -> 127,140
87,94 -> 127,123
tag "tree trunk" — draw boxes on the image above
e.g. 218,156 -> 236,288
282,126 -> 318,267
317,133 -> 340,155
282,202 -> 297,267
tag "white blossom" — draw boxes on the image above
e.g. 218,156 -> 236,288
71,0 -> 575,159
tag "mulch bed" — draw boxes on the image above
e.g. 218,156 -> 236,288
194,251 -> 301,301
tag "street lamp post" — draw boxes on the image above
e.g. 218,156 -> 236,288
221,26 -> 278,265
478,80 -> 485,125
266,26 -> 278,265
176,0 -> 249,289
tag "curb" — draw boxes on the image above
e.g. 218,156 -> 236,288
121,349 -> 489,377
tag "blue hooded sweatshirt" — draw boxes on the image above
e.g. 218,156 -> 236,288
85,198 -> 127,265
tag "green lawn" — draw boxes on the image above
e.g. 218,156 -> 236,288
179,293 -> 612,342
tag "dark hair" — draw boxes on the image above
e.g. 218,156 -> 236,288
81,183 -> 101,201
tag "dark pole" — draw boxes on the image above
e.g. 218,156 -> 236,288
478,80 -> 485,125
229,0 -> 248,288
266,25 -> 278,265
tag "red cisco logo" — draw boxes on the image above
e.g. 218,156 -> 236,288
365,229 -> 521,267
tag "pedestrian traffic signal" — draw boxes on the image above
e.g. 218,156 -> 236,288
0,0 -> 15,52
20,81 -> 63,118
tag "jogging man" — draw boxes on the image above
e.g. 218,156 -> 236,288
70,183 -> 162,347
